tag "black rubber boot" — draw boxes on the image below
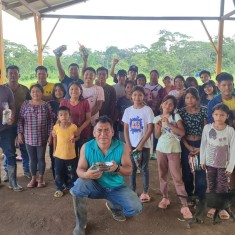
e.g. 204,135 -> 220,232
8,165 -> 23,192
72,196 -> 87,235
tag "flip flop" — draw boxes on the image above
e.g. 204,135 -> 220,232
140,193 -> 151,203
181,207 -> 193,219
219,210 -> 230,220
54,190 -> 64,198
207,208 -> 216,218
158,198 -> 170,209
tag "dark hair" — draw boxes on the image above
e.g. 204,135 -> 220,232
160,95 -> 178,119
52,83 -> 66,100
58,106 -> 71,114
35,66 -> 48,73
131,85 -> 145,96
136,74 -> 147,84
174,75 -> 185,85
96,66 -> 108,76
184,87 -> 200,101
68,81 -> 84,100
212,103 -> 230,116
163,75 -> 172,81
216,72 -> 234,83
83,67 -> 96,75
185,77 -> 198,89
30,84 -> 44,94
6,65 -> 19,73
201,80 -> 217,100
124,80 -> 135,88
150,69 -> 159,77
68,63 -> 79,69
94,115 -> 113,128
199,70 -> 211,78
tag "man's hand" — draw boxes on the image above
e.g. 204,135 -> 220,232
85,165 -> 103,179
112,58 -> 119,65
107,161 -> 119,172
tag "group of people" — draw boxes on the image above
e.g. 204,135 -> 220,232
0,48 -> 235,235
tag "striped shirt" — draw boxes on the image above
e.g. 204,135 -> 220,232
18,101 -> 53,146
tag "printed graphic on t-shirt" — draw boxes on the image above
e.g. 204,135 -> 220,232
129,116 -> 143,134
208,129 -> 228,168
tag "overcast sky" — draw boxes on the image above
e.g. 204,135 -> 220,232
2,0 -> 235,54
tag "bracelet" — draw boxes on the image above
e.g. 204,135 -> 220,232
114,164 -> 120,173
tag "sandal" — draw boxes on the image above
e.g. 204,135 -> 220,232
181,207 -> 193,219
139,193 -> 151,203
27,180 -> 37,188
219,210 -> 230,220
207,208 -> 216,218
158,198 -> 170,209
54,190 -> 64,198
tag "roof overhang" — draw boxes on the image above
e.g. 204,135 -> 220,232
1,0 -> 88,20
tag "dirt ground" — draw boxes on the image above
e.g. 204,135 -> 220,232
0,150 -> 235,235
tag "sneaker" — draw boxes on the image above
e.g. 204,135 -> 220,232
105,202 -> 126,222
150,153 -> 157,160
3,173 -> 9,182
23,171 -> 31,179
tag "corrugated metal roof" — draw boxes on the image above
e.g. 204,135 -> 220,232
2,0 -> 88,20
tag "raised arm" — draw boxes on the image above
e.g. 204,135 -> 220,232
110,58 -> 119,78
55,56 -> 66,82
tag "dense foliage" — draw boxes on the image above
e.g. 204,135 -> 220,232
4,30 -> 235,85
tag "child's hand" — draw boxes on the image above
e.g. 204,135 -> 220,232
52,130 -> 56,138
200,164 -> 207,171
18,133 -> 24,144
162,117 -> 170,126
47,136 -> 53,145
156,120 -> 162,128
70,135 -> 76,143
191,147 -> 200,155
136,144 -> 143,152
225,171 -> 231,176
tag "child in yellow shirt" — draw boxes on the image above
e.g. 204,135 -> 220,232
53,106 -> 79,197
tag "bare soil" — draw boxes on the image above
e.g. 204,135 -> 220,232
0,150 -> 234,235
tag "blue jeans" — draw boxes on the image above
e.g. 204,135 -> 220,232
70,179 -> 142,217
25,144 -> 46,176
0,127 -> 16,167
181,140 -> 207,197
4,144 -> 30,172
130,147 -> 150,193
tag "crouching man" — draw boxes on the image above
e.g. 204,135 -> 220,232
70,116 -> 143,235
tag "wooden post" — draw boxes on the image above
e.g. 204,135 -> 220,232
0,0 -> 5,84
216,0 -> 225,75
34,14 -> 43,65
